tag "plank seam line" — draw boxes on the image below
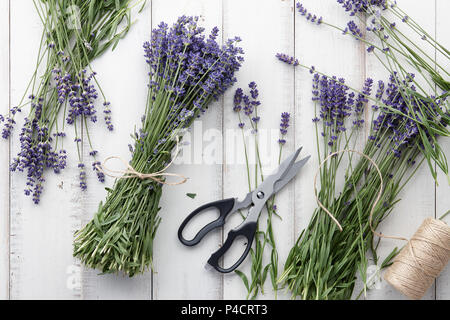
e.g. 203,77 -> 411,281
8,0 -> 11,301
434,0 -> 437,301
220,0 -> 225,301
292,0 -> 296,246
150,0 -> 154,301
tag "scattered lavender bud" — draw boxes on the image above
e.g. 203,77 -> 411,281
276,53 -> 299,66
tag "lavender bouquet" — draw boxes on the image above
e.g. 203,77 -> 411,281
0,0 -> 142,203
73,16 -> 244,276
274,1 -> 450,300
275,55 -> 448,299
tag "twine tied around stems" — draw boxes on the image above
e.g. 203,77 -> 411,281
313,149 -> 384,233
313,149 -> 450,300
95,136 -> 187,186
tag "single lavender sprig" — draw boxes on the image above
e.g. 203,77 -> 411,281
296,3 -> 323,25
278,112 -> 291,145
276,53 -> 299,66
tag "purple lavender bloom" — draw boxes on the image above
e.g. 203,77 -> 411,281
233,88 -> 244,112
311,73 -> 357,145
371,72 -> 446,156
92,161 -> 105,183
337,0 -> 388,16
280,112 -> 290,133
249,82 -> 259,100
78,163 -> 87,191
344,21 -> 363,39
354,78 -> 373,115
276,53 -> 299,66
279,112 -> 290,144
1,117 -> 15,139
296,3 -> 323,24
243,95 -> 253,116
9,118 -> 64,202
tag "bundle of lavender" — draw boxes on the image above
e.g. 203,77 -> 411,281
73,16 -> 244,276
0,0 -> 142,203
296,1 -> 450,182
275,54 -> 448,298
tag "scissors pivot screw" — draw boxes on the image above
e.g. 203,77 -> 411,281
257,191 -> 265,199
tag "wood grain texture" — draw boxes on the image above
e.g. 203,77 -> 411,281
151,0 -> 225,300
0,0 -> 10,301
435,0 -> 450,301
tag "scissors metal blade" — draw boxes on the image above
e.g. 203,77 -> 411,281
273,155 -> 311,194
238,147 -> 305,224
255,146 -> 303,196
275,147 -> 303,184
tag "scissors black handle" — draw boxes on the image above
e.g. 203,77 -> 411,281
178,198 -> 236,246
207,221 -> 257,273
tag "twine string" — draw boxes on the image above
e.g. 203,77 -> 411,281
313,149 -> 385,233
95,136 -> 187,186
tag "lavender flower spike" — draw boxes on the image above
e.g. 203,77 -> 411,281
279,112 -> 291,145
296,3 -> 323,25
276,53 -> 299,66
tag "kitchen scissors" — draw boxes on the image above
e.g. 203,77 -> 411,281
177,147 -> 310,273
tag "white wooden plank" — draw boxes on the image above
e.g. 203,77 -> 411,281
293,0 -> 366,300
222,0 -> 295,300
0,0 -> 10,300
435,0 -> 450,301
9,0 -> 82,299
362,0 -> 436,300
80,3 -> 154,299
151,0 -> 224,300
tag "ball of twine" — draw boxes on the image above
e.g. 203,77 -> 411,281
384,217 -> 450,300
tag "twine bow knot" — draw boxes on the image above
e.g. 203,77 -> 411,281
95,137 -> 187,186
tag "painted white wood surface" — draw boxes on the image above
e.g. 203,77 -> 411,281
1,0 -> 449,300
0,0 -> 10,301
